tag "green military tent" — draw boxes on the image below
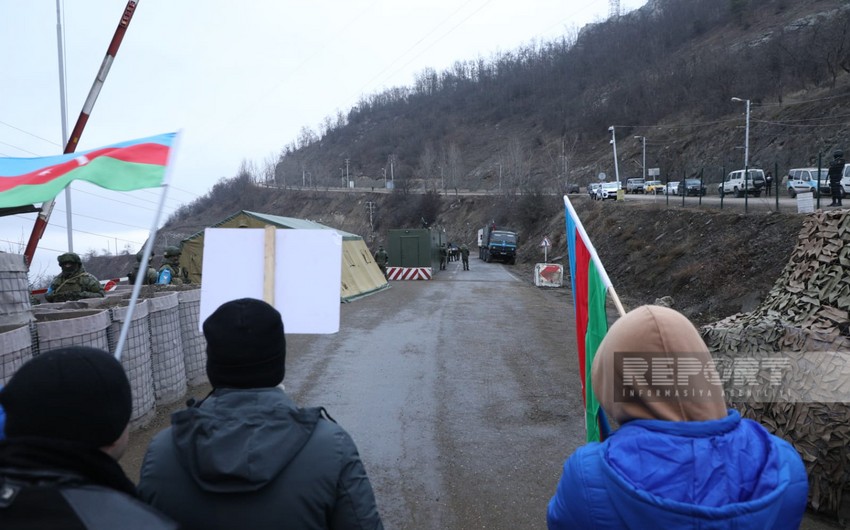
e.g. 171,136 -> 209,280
179,210 -> 387,302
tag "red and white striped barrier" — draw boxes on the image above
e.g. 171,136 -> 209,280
386,267 -> 432,281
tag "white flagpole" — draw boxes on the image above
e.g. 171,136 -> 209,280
563,195 -> 626,317
114,131 -> 182,360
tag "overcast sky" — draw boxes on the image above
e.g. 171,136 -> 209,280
1,0 -> 646,282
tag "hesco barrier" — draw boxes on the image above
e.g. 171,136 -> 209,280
109,300 -> 156,428
0,324 -> 33,386
178,289 -> 207,386
33,309 -> 112,353
0,253 -> 32,328
147,292 -> 187,406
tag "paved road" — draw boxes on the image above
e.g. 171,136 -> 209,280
283,259 -> 584,530
122,255 -> 840,529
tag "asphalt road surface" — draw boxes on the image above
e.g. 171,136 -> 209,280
281,258 -> 584,529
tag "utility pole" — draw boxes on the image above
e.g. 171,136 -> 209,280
345,158 -> 350,187
609,126 -> 620,185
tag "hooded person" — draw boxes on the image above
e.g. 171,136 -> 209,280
547,305 -> 808,530
138,297 -> 384,530
0,347 -> 177,529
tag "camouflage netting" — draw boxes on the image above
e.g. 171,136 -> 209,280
702,209 -> 850,518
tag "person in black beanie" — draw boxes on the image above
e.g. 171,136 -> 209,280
138,297 -> 383,530
0,346 -> 177,529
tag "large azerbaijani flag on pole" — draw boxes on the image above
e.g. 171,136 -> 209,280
564,195 -> 622,442
0,132 -> 176,209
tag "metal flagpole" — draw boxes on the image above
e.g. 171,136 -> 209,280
25,0 -> 141,268
114,131 -> 181,361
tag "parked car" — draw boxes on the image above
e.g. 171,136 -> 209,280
785,168 -> 830,198
664,181 -> 679,195
680,178 -> 707,196
644,180 -> 664,194
566,182 -> 581,194
626,178 -> 645,194
594,181 -> 621,200
587,182 -> 603,198
842,165 -> 850,198
718,169 -> 765,198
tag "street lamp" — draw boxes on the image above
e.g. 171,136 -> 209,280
634,136 -> 646,182
731,97 -> 750,170
609,126 -> 620,185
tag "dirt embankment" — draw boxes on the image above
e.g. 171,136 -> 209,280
511,198 -> 807,326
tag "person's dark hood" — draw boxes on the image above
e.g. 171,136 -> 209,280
169,387 -> 321,493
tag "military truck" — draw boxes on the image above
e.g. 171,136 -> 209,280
477,225 -> 518,264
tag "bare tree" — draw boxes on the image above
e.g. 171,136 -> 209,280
447,143 -> 463,193
419,142 -> 436,191
504,137 -> 529,194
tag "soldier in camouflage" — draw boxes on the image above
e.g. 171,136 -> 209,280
157,246 -> 191,285
127,250 -> 158,285
44,253 -> 105,303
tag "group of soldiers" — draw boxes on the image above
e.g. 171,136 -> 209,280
44,245 -> 191,303
439,243 -> 471,271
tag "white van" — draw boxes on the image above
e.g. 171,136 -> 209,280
841,165 -> 850,197
718,169 -> 765,198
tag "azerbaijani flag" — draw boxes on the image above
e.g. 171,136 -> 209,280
0,132 -> 176,209
564,195 -> 617,442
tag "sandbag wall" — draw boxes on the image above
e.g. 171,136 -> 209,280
701,209 -> 850,518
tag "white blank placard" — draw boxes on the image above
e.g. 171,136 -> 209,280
199,228 -> 342,333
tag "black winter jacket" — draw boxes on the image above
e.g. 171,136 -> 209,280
828,156 -> 846,184
138,387 -> 383,530
0,438 -> 178,529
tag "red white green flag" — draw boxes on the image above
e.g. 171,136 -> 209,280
564,195 -> 616,442
0,132 -> 176,209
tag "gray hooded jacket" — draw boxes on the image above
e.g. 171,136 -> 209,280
138,387 -> 383,530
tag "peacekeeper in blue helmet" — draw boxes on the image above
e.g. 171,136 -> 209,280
45,252 -> 105,303
157,245 -> 191,285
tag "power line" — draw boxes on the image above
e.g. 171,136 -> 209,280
0,120 -> 62,148
0,140 -> 41,156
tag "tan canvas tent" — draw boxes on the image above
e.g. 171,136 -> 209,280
180,210 -> 388,302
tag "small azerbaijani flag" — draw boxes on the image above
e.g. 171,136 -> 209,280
564,194 -> 616,443
0,132 -> 177,209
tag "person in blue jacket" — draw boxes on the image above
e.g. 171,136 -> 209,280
547,305 -> 808,530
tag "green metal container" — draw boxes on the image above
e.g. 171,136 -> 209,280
387,228 -> 444,269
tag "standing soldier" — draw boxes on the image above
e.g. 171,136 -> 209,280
828,149 -> 845,207
460,244 -> 470,271
128,250 -> 158,285
439,244 -> 447,270
157,246 -> 191,285
374,245 -> 389,279
44,253 -> 105,302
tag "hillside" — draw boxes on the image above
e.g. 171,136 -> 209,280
86,0 -> 840,321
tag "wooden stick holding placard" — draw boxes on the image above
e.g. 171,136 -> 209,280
263,225 -> 275,304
